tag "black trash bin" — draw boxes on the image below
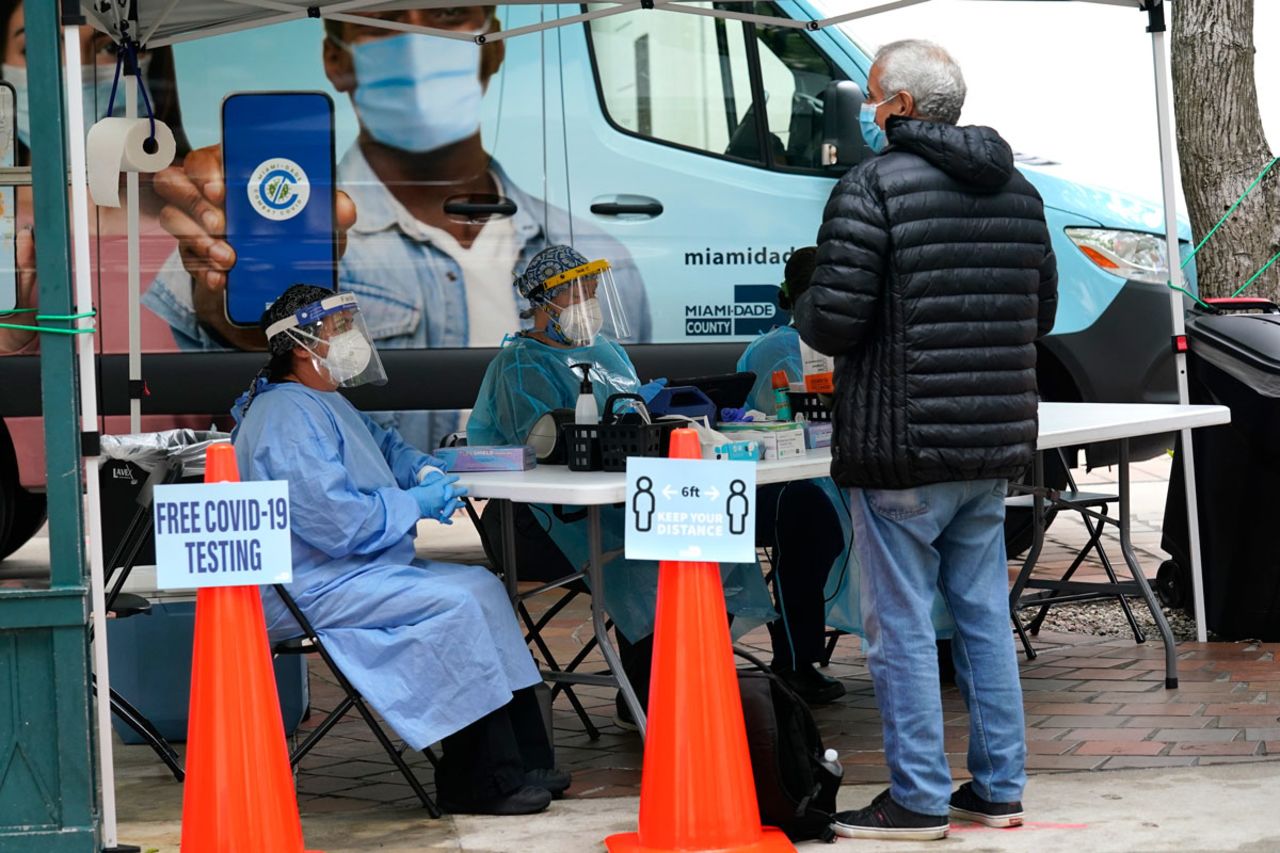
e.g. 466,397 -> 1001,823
1159,298 -> 1280,639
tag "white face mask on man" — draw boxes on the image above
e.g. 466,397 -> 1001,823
554,297 -> 604,346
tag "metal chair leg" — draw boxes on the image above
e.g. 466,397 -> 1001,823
518,596 -> 600,741
1026,523 -> 1099,635
107,685 -> 185,782
820,629 -> 844,667
349,692 -> 441,817
1086,508 -> 1147,643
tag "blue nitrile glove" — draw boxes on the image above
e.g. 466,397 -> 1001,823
409,474 -> 467,524
639,377 -> 668,404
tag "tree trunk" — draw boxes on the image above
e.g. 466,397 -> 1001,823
1172,0 -> 1278,301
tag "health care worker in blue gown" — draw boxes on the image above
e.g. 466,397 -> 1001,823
468,246 -> 782,719
739,246 -> 956,675
148,4 -> 651,453
231,283 -> 570,816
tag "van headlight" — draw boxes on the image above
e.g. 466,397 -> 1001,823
1065,228 -> 1169,284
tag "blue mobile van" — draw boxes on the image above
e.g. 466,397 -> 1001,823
0,1 -> 1189,557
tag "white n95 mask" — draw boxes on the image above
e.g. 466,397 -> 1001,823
321,329 -> 373,384
557,297 -> 604,346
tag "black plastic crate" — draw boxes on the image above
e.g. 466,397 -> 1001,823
789,392 -> 832,423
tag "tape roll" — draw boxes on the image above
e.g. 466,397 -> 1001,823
527,408 -> 574,463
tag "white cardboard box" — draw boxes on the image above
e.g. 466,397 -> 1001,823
716,422 -> 806,460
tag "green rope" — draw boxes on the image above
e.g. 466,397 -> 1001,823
1167,282 -> 1212,310
0,307 -> 37,315
0,308 -> 98,335
0,322 -> 96,335
1180,156 -> 1279,270
35,310 -> 96,321
1232,249 -> 1280,299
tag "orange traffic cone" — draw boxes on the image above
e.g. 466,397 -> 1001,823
180,442 -> 320,853
607,429 -> 795,853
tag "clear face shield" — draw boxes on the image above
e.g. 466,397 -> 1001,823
540,260 -> 629,346
265,292 -> 388,389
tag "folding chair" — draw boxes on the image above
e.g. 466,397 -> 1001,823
1008,450 -> 1145,659
467,498 -> 606,740
440,432 -> 605,740
270,585 -> 441,816
98,453 -> 190,782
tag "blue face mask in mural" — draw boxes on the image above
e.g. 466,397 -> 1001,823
341,34 -> 483,154
858,92 -> 900,154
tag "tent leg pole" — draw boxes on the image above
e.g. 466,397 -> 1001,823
1148,8 -> 1208,643
62,22 -> 125,851
126,56 -> 141,434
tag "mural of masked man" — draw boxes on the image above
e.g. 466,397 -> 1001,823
146,5 -> 651,452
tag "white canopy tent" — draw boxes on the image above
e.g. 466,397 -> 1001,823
57,1 -> 1201,848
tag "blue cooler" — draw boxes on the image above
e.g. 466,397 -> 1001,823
106,600 -> 309,743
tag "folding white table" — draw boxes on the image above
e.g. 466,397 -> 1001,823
455,451 -> 834,736
457,402 -> 1231,734
1013,403 -> 1230,689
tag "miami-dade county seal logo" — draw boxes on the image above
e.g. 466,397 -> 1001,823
247,158 -> 310,221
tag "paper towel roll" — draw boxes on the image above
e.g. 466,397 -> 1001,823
86,117 -> 176,208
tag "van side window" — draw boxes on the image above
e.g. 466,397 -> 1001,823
587,3 -> 765,164
752,14 -> 845,171
585,3 -> 845,173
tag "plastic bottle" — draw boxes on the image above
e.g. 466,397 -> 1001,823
771,370 -> 793,421
819,747 -> 844,784
572,364 -> 599,425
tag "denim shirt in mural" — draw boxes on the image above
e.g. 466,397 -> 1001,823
143,144 -> 653,452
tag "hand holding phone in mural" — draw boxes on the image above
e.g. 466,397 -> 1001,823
154,142 -> 357,348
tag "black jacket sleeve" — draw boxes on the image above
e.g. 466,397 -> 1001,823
794,168 -> 890,357
1036,228 -> 1059,339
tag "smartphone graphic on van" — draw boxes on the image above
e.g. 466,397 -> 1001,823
222,91 -> 337,326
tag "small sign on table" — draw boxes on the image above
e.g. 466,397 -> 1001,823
625,457 -> 757,563
153,481 -> 293,589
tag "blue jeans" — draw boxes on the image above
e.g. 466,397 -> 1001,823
849,479 -> 1026,816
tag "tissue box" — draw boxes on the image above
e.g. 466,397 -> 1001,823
436,445 -> 535,472
804,421 -> 833,449
716,421 -> 806,460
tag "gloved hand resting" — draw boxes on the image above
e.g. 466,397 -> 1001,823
639,377 -> 668,404
409,474 -> 468,524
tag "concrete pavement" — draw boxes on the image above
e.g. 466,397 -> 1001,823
113,761 -> 1280,852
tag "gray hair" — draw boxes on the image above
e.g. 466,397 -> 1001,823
875,39 -> 966,125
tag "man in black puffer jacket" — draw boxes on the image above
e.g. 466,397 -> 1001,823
795,40 -> 1057,842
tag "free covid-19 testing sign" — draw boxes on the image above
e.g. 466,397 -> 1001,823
152,481 -> 293,589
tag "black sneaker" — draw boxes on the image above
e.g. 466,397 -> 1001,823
831,789 -> 949,841
949,781 -> 1024,828
771,662 -> 847,705
525,766 -> 572,799
439,784 -> 552,816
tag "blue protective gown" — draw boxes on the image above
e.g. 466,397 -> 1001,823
232,381 -> 541,750
737,325 -> 956,638
468,334 -> 776,642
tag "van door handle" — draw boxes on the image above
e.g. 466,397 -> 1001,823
443,198 -> 518,217
589,197 -> 664,218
